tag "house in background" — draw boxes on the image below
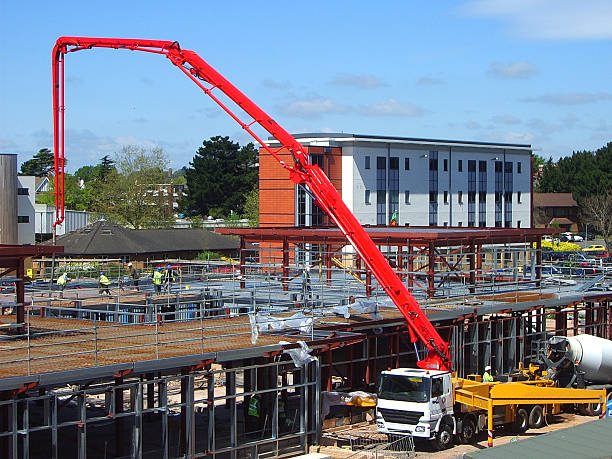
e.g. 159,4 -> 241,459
45,220 -> 239,262
532,193 -> 579,232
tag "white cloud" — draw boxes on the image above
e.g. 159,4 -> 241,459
417,76 -> 443,85
522,92 -> 612,105
263,79 -> 291,89
489,61 -> 537,79
332,73 -> 386,89
461,0 -> 612,40
280,98 -> 349,118
360,99 -> 424,117
491,114 -> 521,125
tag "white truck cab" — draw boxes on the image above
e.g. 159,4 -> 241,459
376,368 -> 455,448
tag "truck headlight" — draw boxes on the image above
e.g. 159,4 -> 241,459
415,426 -> 425,432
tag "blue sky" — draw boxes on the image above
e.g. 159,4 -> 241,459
1,0 -> 611,173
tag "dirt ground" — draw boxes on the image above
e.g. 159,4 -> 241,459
312,412 -> 598,458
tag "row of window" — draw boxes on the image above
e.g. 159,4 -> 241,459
365,190 -> 523,205
363,155 -> 523,174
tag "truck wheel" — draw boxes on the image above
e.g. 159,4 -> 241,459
434,424 -> 454,451
528,405 -> 544,428
460,417 -> 477,444
512,408 -> 529,433
577,403 -> 594,416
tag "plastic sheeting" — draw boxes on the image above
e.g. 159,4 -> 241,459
248,299 -> 390,344
321,391 -> 377,418
279,340 -> 316,367
249,311 -> 314,344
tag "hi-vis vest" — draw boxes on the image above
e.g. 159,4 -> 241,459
483,371 -> 494,382
248,397 -> 260,417
99,275 -> 110,286
153,271 -> 163,285
57,274 -> 67,285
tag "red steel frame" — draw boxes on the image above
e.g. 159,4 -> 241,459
51,37 -> 450,370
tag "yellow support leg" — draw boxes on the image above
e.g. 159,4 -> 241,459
487,399 -> 494,447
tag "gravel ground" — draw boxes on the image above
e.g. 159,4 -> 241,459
312,412 -> 599,458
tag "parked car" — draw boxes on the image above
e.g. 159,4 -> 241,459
582,245 -> 608,258
577,231 -> 595,241
565,252 -> 598,264
561,232 -> 584,242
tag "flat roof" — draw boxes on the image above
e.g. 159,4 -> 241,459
465,417 -> 612,459
218,226 -> 558,245
266,133 -> 532,151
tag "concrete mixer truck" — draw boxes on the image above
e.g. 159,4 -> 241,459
538,334 -> 612,416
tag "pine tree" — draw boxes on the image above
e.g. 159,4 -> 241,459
19,148 -> 55,176
181,136 -> 258,218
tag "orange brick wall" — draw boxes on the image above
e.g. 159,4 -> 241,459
259,148 -> 295,227
259,144 -> 343,262
259,145 -> 342,228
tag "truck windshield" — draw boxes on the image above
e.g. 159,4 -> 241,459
377,374 -> 430,402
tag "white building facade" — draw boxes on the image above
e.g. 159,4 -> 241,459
17,176 -> 36,244
270,134 -> 532,228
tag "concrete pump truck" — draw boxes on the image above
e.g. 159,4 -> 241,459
51,37 -> 608,451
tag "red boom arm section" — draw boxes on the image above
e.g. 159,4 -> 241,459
52,37 -> 451,370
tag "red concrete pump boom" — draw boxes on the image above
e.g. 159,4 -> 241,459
52,37 -> 451,370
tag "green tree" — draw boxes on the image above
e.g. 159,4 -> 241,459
74,165 -> 97,183
181,136 -> 258,218
19,148 -> 55,176
535,142 -> 612,202
96,155 -> 116,181
582,192 -> 612,251
91,146 -> 170,228
531,153 -> 545,171
243,185 -> 259,227
37,174 -> 91,211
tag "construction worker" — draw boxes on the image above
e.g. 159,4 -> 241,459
98,272 -> 111,295
483,365 -> 494,382
246,394 -> 262,433
56,272 -> 69,298
153,267 -> 163,294
127,262 -> 139,290
390,210 -> 398,226
164,264 -> 175,292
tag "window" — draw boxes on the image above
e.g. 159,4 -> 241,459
17,187 -> 29,195
443,159 -> 448,172
365,156 -> 370,169
458,191 -> 463,204
18,216 -> 29,223
458,159 -> 463,172
429,151 -> 439,226
377,157 -> 386,225
444,191 -> 448,204
365,190 -> 371,205
432,378 -> 443,398
389,157 -> 399,223
405,190 -> 410,204
404,157 -> 410,170
517,162 -> 522,174
517,192 -> 522,203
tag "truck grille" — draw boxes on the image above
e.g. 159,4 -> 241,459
379,408 -> 423,424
